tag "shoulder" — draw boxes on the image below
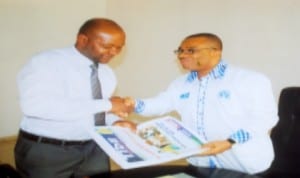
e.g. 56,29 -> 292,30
167,73 -> 193,88
29,47 -> 72,66
223,64 -> 275,100
19,47 -> 73,77
223,64 -> 273,94
226,64 -> 271,84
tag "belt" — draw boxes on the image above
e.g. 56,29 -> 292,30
19,130 -> 92,146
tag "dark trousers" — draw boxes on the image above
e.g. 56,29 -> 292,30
14,131 -> 110,178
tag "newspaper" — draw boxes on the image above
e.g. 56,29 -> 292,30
89,116 -> 205,169
156,172 -> 196,178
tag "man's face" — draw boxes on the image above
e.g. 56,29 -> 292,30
81,30 -> 125,64
176,37 -> 220,73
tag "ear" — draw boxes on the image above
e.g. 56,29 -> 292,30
76,34 -> 88,48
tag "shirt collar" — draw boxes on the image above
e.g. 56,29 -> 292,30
186,60 -> 228,83
71,46 -> 108,69
71,46 -> 94,66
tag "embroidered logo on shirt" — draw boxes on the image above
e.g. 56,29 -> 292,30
179,92 -> 190,99
218,90 -> 230,99
185,60 -> 228,83
135,99 -> 145,113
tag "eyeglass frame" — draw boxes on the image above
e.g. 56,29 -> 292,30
174,47 -> 217,55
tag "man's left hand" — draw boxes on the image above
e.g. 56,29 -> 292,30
199,140 -> 233,156
113,120 -> 137,132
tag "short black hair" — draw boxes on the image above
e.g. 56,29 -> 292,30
78,18 -> 123,35
185,33 -> 223,50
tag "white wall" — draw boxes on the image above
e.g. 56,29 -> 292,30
0,0 -> 107,137
1,0 -> 300,137
107,0 -> 300,104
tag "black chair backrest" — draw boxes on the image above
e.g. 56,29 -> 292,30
0,164 -> 21,178
269,87 -> 300,174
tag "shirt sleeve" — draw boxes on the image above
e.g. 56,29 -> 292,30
17,57 -> 112,121
135,81 -> 178,116
233,73 -> 278,142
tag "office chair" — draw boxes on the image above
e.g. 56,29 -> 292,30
260,87 -> 300,178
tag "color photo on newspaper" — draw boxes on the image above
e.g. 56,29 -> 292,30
90,116 -> 206,169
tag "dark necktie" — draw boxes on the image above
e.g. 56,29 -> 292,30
90,63 -> 105,125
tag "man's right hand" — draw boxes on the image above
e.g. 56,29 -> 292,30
110,96 -> 134,118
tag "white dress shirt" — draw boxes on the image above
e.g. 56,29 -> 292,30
17,46 -> 119,140
135,60 -> 278,173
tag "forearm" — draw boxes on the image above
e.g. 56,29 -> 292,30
134,97 -> 173,116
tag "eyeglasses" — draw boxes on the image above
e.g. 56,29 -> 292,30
174,47 -> 216,55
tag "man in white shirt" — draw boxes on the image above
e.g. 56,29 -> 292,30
127,33 -> 278,174
15,18 -> 132,178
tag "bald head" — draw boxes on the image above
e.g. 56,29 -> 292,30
78,18 -> 125,37
75,18 -> 126,64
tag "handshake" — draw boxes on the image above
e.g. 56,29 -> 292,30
109,96 -> 135,118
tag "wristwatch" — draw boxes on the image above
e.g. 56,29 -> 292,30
227,138 -> 236,145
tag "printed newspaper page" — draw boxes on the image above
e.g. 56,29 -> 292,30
89,116 -> 205,169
